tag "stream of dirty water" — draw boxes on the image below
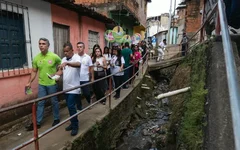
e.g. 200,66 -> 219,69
116,75 -> 171,150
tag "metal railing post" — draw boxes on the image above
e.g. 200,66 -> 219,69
32,103 -> 39,150
108,77 -> 112,110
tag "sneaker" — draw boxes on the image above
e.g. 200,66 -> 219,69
71,128 -> 78,136
52,119 -> 60,127
25,123 -> 41,131
65,125 -> 72,131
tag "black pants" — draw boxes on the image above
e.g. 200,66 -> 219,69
135,66 -> 139,76
93,71 -> 106,102
182,45 -> 187,56
113,75 -> 123,97
106,68 -> 111,89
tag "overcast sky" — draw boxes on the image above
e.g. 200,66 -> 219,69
147,0 -> 182,17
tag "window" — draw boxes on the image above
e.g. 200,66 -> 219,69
0,1 -> 32,78
0,6 -> 26,69
88,30 -> 99,54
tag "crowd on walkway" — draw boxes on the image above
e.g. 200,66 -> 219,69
25,38 -> 147,136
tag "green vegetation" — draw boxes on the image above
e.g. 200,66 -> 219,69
179,43 -> 209,149
168,43 -> 210,150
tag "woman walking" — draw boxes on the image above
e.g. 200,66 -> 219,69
132,44 -> 141,76
103,46 -> 112,89
110,47 -> 125,99
92,47 -> 107,105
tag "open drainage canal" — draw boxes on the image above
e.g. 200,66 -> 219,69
116,73 -> 172,150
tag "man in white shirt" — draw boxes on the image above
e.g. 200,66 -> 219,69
157,39 -> 167,62
57,42 -> 81,136
61,42 -> 94,107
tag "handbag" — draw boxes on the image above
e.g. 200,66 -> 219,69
97,70 -> 106,77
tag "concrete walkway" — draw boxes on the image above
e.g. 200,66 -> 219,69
0,65 -> 147,150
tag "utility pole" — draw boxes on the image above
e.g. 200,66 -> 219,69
167,0 -> 173,45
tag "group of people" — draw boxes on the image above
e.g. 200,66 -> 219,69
25,38 -> 147,136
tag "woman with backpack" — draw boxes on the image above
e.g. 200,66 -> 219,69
110,47 -> 125,99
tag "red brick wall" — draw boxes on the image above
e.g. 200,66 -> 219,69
186,0 -> 204,34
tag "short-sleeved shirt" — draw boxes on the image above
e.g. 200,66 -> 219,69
79,53 -> 93,81
110,55 -> 125,76
133,51 -> 141,67
32,51 -> 61,86
121,48 -> 132,67
159,42 -> 166,49
62,54 -> 81,94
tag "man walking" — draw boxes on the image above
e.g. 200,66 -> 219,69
25,38 -> 61,131
121,42 -> 132,89
55,42 -> 81,136
157,39 -> 167,62
61,42 -> 94,108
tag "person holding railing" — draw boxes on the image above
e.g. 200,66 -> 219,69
54,42 -> 80,136
110,47 -> 125,99
92,47 -> 107,105
157,39 -> 167,62
25,38 -> 61,131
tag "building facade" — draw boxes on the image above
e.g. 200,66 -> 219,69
74,0 -> 149,39
146,13 -> 169,42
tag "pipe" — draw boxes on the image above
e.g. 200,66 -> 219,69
155,87 -> 191,99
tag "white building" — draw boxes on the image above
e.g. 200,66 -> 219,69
146,13 -> 169,38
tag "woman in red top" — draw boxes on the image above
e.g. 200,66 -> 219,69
132,44 -> 142,76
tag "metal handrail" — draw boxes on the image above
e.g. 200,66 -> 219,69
1,51 -> 149,150
218,0 -> 240,149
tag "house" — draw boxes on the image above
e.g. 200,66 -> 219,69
146,13 -> 169,42
74,0 -> 149,39
0,0 -> 114,108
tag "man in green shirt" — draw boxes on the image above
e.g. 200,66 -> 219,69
121,42 -> 133,89
25,38 -> 61,131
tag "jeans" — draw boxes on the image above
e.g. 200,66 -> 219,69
80,81 -> 91,104
65,94 -> 79,129
113,76 -> 123,97
37,84 -> 59,125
